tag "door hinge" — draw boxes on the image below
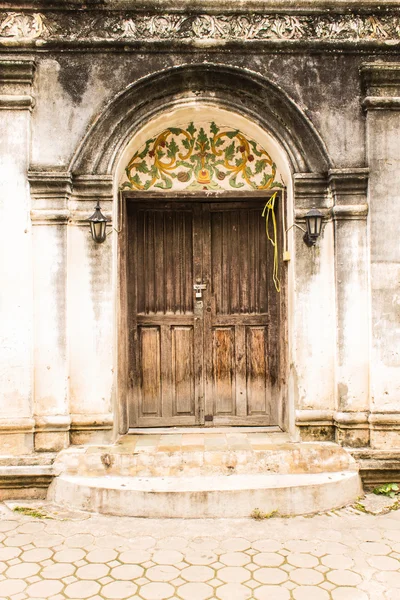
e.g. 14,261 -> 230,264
205,415 -> 213,422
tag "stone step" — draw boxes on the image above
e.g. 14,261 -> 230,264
48,471 -> 362,518
53,436 -> 357,478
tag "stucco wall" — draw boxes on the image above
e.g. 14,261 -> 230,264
1,2 -> 399,453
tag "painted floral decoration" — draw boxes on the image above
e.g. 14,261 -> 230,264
121,122 -> 283,192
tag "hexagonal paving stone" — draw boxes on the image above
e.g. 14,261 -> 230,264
183,550 -> 217,565
0,547 -> 21,560
54,548 -> 86,563
0,579 -> 27,597
359,541 -> 391,555
17,522 -> 46,534
147,565 -> 180,582
86,548 -> 118,563
6,563 -> 40,578
140,582 -> 175,599
253,553 -> 284,567
4,534 -> 35,547
216,583 -> 253,599
33,534 -> 64,548
110,564 -> 144,580
253,568 -> 288,584
102,580 -> 138,599
293,587 -> 330,599
290,568 -> 325,585
217,566 -> 250,583
181,565 -> 215,582
177,582 -> 214,600
152,550 -> 184,565
25,579 -> 64,598
367,555 -> 400,571
327,569 -> 362,586
64,580 -> 101,598
22,548 -> 53,562
376,571 -> 400,588
220,552 -> 250,567
287,553 -> 319,568
321,554 -> 354,570
0,520 -> 19,532
254,587 -> 291,600
118,549 -> 151,564
76,563 -> 110,580
41,563 -> 76,579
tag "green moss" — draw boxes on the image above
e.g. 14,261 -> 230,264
13,506 -> 50,519
250,508 -> 278,520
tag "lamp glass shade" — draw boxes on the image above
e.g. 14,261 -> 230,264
88,203 -> 108,243
305,209 -> 323,239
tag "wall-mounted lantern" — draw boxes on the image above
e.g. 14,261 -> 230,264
303,209 -> 323,247
285,208 -> 324,251
88,202 -> 109,243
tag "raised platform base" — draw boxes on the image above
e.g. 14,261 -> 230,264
47,431 -> 362,517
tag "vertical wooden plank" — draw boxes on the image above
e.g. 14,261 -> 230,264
258,207 -> 268,313
211,211 -> 222,315
235,324 -> 247,417
193,203 -> 204,424
172,326 -> 194,415
213,327 -> 235,415
202,203 -> 213,423
239,209 -> 249,314
139,326 -> 161,417
246,326 -> 270,417
184,211 -> 193,314
230,210 -> 240,314
247,209 -> 255,313
127,203 -> 139,426
160,324 -> 172,419
154,210 -> 164,314
221,211 -> 230,315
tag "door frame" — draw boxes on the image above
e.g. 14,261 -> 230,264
117,190 -> 288,431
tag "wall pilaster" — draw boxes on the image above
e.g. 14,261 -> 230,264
292,174 -> 337,441
67,175 -> 114,445
0,60 -> 35,454
28,171 -> 71,451
361,63 -> 400,449
329,169 -> 370,447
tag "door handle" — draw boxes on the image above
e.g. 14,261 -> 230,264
193,283 -> 207,299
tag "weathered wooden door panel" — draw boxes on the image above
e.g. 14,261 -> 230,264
127,198 -> 282,428
127,202 -> 203,427
204,202 -> 276,425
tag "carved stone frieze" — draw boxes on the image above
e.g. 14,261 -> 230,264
1,11 -> 400,45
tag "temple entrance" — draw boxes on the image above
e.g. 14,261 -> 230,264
126,196 -> 284,427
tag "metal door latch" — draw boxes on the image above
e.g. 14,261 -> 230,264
193,283 -> 207,299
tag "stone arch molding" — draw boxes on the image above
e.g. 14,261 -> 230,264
70,64 -> 331,178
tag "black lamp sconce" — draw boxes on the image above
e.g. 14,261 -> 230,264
87,202 -> 110,244
286,209 -> 324,247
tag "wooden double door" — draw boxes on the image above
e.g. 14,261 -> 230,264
127,198 -> 283,427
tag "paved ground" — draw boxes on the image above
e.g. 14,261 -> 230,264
0,501 -> 400,599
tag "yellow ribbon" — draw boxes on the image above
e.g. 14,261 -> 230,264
262,192 -> 280,293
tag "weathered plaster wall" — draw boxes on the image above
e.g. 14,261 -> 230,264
31,53 -> 365,171
2,1 -> 400,455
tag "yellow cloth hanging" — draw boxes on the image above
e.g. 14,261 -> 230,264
262,192 -> 280,293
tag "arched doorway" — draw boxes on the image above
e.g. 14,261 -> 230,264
116,105 -> 290,429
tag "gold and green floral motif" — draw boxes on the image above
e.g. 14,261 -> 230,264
121,122 -> 283,192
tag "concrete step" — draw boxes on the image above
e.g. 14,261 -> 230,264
48,470 -> 362,518
53,435 -> 357,478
